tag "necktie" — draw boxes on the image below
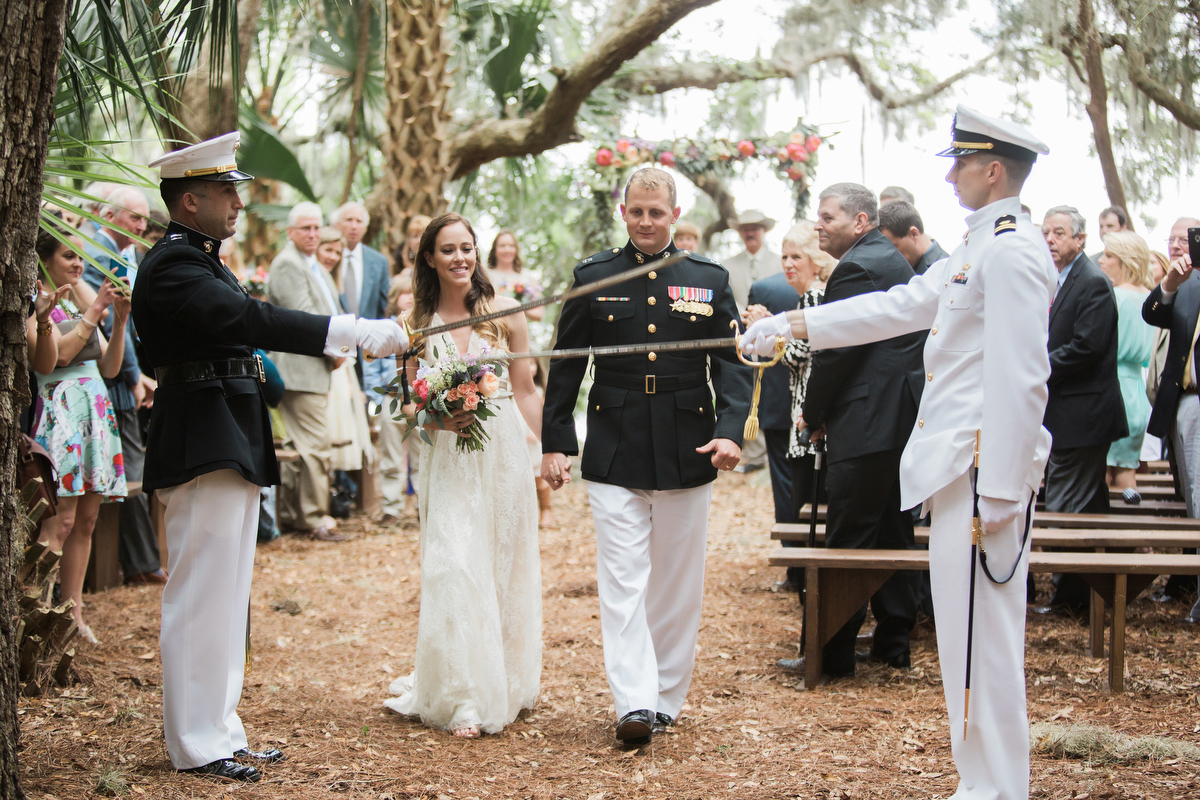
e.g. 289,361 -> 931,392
1183,312 -> 1200,390
343,252 -> 359,316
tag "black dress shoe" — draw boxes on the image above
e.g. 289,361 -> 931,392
1032,603 -> 1084,617
855,650 -> 911,669
234,747 -> 286,763
180,759 -> 262,782
615,709 -> 653,746
776,656 -> 853,679
652,713 -> 674,735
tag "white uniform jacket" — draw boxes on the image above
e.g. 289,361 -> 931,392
805,197 -> 1056,511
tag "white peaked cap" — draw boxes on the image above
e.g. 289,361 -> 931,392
148,131 -> 254,181
937,105 -> 1050,163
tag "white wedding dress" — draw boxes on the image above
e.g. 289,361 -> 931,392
384,322 -> 542,734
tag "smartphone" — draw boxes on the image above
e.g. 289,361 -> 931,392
111,261 -> 128,281
1190,227 -> 1200,267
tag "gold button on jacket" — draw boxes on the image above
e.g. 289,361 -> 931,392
648,352 -> 657,361
647,324 -> 656,333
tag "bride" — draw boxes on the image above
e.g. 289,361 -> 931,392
384,213 -> 543,739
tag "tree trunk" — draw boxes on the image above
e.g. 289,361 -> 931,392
178,0 -> 264,144
381,0 -> 455,252
1078,0 -> 1129,216
339,0 -> 375,206
0,1 -> 70,797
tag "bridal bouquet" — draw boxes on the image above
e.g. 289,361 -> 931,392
508,278 -> 542,304
404,345 -> 506,452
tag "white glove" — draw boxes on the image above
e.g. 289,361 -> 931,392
978,496 -> 1024,533
740,311 -> 793,357
356,317 -> 409,357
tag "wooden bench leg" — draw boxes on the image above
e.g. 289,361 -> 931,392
1089,588 -> 1105,658
1108,574 -> 1127,693
803,566 -> 821,690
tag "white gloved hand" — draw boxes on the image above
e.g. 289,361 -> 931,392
740,311 -> 794,357
356,317 -> 409,357
978,496 -> 1024,534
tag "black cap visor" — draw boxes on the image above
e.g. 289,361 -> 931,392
936,128 -> 1038,163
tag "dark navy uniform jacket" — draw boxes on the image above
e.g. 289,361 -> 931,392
131,221 -> 330,490
542,240 -> 753,490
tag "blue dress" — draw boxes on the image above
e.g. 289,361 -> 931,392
1107,287 -> 1154,468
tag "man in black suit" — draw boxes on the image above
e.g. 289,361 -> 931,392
791,182 -> 925,678
1143,216 -> 1200,622
879,200 -> 948,275
1039,205 -> 1127,613
541,167 -> 752,747
746,273 -> 801,524
132,133 -> 407,782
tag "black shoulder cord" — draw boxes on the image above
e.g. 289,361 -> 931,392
398,349 -> 413,406
977,489 -> 1036,585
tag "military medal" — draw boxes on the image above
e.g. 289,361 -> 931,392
667,286 -> 713,316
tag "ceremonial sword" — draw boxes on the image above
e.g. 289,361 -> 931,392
486,336 -> 739,361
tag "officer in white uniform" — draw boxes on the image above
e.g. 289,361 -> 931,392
133,134 -> 408,781
742,106 -> 1055,800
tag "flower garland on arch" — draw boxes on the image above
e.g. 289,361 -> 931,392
587,121 -> 829,219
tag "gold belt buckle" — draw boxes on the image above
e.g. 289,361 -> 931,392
254,354 -> 266,383
645,374 -> 656,395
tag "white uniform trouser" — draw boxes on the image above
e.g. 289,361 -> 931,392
158,469 -> 260,769
587,482 -> 712,719
929,472 -> 1031,800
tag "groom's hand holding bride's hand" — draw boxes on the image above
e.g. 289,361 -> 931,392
541,452 -> 571,490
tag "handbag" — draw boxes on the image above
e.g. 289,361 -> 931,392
17,433 -> 57,520
54,318 -> 103,366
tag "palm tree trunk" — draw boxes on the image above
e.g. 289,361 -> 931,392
0,1 -> 70,796
382,0 -> 455,252
179,0 -> 264,143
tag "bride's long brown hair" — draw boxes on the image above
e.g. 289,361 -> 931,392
407,213 -> 508,353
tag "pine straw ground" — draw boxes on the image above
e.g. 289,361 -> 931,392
18,469 -> 1200,800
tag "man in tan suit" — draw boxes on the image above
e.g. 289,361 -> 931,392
268,201 -> 346,541
723,209 -> 782,311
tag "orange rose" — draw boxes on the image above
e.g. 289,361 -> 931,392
463,393 -> 480,410
477,372 -> 500,397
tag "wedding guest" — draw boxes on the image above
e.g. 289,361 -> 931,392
26,280 -> 69,376
136,210 -> 169,264
218,237 -> 246,281
1092,206 -> 1130,262
333,201 -> 392,400
487,230 -> 544,321
1097,231 -> 1154,499
879,185 -> 915,206
393,214 -> 432,277
1145,251 -> 1172,410
268,202 -> 345,541
384,213 -> 544,739
316,226 -> 374,474
674,220 -> 701,253
743,221 -> 835,595
724,209 -> 781,311
31,222 -> 129,643
879,200 -> 948,275
377,274 -> 417,524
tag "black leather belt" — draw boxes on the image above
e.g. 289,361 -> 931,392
593,368 -> 707,395
155,356 -> 265,387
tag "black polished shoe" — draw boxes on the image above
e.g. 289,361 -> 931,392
1032,603 -> 1084,617
776,656 -> 853,679
234,747 -> 286,764
180,759 -> 262,782
616,709 -> 653,746
652,712 -> 674,735
855,650 -> 911,669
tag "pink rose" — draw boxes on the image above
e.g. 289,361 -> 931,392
616,138 -> 630,153
805,134 -> 822,152
626,147 -> 641,162
793,149 -> 810,162
786,142 -> 806,161
477,372 -> 500,397
460,381 -> 477,396
463,393 -> 480,411
786,166 -> 805,182
413,378 -> 429,401
737,139 -> 756,157
658,151 -> 676,168
446,387 -> 460,402
596,148 -> 614,167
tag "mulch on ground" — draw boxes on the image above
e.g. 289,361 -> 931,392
19,469 -> 1200,799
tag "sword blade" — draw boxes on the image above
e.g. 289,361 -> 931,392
409,251 -> 690,339
490,337 -> 740,361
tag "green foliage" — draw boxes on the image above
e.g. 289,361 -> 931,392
239,107 -> 319,201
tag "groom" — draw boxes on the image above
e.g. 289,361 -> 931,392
541,167 -> 753,747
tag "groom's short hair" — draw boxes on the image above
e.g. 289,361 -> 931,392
625,167 -> 677,208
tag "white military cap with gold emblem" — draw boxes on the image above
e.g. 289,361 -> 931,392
936,105 -> 1049,163
148,131 -> 254,182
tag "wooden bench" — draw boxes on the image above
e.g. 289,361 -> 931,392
797,505 -> 1200,529
1109,484 -> 1178,500
771,525 -> 1200,550
768,548 -> 1200,693
85,481 -> 141,593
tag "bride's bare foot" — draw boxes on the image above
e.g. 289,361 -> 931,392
452,725 -> 480,739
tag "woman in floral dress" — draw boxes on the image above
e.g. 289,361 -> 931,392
30,220 -> 129,643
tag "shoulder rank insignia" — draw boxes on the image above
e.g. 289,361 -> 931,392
668,286 -> 713,316
994,215 -> 1017,235
203,240 -> 214,253
168,233 -> 185,242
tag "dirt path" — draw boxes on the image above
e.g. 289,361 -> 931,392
21,471 -> 1200,799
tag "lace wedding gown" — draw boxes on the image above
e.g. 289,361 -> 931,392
384,322 -> 542,733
